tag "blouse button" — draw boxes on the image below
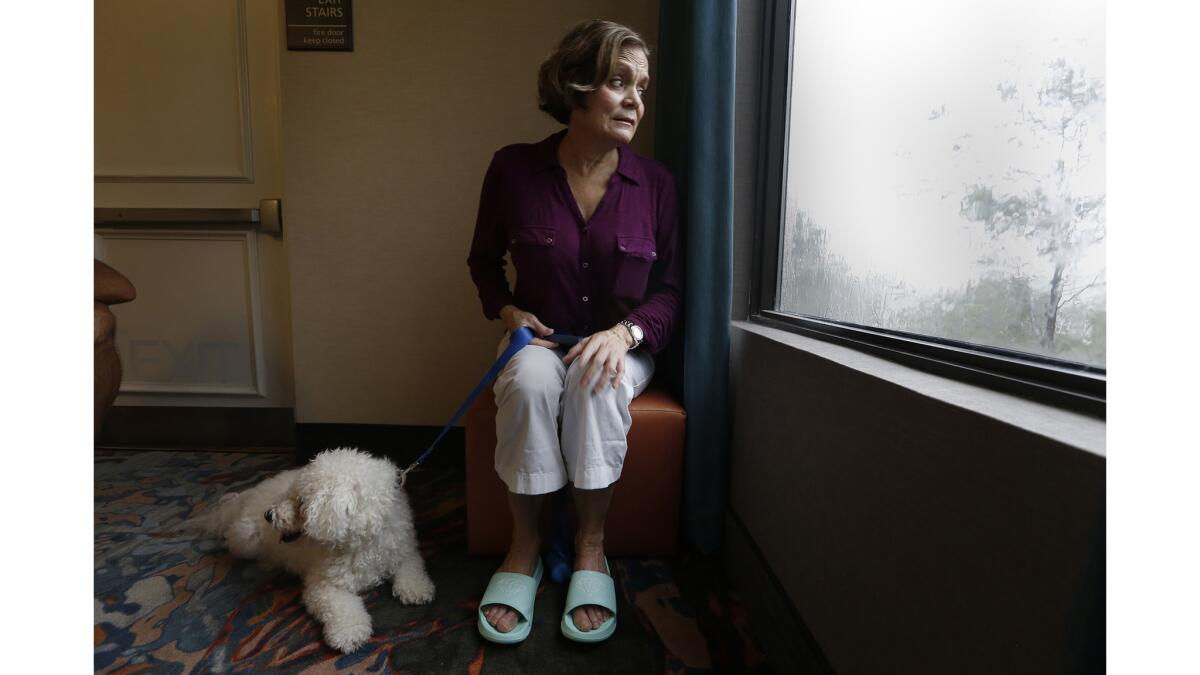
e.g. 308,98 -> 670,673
582,262 -> 590,269
545,236 -> 554,244
582,296 -> 589,303
619,244 -> 626,251
652,251 -> 657,258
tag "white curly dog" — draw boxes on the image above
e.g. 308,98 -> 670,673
189,447 -> 435,653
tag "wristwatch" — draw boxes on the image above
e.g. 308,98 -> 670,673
619,320 -> 644,349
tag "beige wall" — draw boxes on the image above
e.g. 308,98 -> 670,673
282,1 -> 659,424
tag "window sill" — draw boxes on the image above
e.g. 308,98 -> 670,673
732,319 -> 1105,458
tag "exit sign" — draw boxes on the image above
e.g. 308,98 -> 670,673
286,0 -> 353,51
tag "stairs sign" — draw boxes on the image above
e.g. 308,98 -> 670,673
286,0 -> 353,51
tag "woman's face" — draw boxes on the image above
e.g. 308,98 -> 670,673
572,46 -> 650,146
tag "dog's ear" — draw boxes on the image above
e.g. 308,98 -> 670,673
300,477 -> 358,544
344,473 -> 392,541
300,448 -> 397,545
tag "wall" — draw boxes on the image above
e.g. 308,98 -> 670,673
281,0 -> 659,424
728,325 -> 1105,674
726,3 -> 1105,673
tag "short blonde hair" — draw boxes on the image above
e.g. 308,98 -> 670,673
537,19 -> 649,125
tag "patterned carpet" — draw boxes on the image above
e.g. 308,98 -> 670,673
94,450 -> 769,673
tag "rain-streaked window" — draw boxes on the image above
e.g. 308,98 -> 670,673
779,0 -> 1105,367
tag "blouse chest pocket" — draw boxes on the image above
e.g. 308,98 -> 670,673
509,227 -> 557,249
508,226 -> 557,271
613,234 -> 657,299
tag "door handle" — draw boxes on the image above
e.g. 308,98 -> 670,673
93,199 -> 283,236
258,199 -> 283,234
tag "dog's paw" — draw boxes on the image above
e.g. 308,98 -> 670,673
325,620 -> 372,653
392,572 -> 436,605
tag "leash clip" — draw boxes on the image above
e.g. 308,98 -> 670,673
397,464 -> 416,489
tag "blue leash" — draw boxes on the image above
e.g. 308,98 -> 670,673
396,325 -> 582,583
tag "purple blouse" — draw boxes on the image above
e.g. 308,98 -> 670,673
467,131 -> 683,354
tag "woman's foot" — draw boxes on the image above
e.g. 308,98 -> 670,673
571,541 -> 611,631
481,545 -> 541,633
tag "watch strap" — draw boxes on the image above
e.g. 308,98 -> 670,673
619,320 -> 643,349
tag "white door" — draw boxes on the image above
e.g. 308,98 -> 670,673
94,0 -> 293,409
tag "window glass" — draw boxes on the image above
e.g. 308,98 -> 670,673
780,0 -> 1105,367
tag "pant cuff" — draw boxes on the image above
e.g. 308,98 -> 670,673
571,463 -> 624,490
497,467 -> 568,495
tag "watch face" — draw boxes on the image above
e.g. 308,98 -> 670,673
631,324 -> 644,341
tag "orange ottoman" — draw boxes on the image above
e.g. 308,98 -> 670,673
465,384 -> 686,557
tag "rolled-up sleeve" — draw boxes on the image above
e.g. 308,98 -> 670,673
626,172 -> 683,354
467,153 -> 515,320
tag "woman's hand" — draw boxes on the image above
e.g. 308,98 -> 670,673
563,325 -> 634,393
499,305 -> 559,348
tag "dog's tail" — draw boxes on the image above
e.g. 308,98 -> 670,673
174,490 -> 246,536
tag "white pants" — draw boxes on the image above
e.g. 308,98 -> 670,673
492,332 -> 655,494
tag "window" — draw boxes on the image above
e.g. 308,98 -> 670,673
753,0 -> 1105,414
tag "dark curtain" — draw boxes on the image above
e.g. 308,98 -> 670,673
655,0 -> 736,554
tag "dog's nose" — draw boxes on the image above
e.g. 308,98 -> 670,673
264,509 -> 274,523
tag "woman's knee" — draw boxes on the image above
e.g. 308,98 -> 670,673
564,359 -> 600,392
563,359 -> 628,405
495,354 -> 564,405
496,372 -> 560,410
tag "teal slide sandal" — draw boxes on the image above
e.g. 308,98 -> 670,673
560,557 -> 617,643
478,558 -> 544,644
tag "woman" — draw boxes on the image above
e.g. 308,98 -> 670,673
467,19 -> 682,644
